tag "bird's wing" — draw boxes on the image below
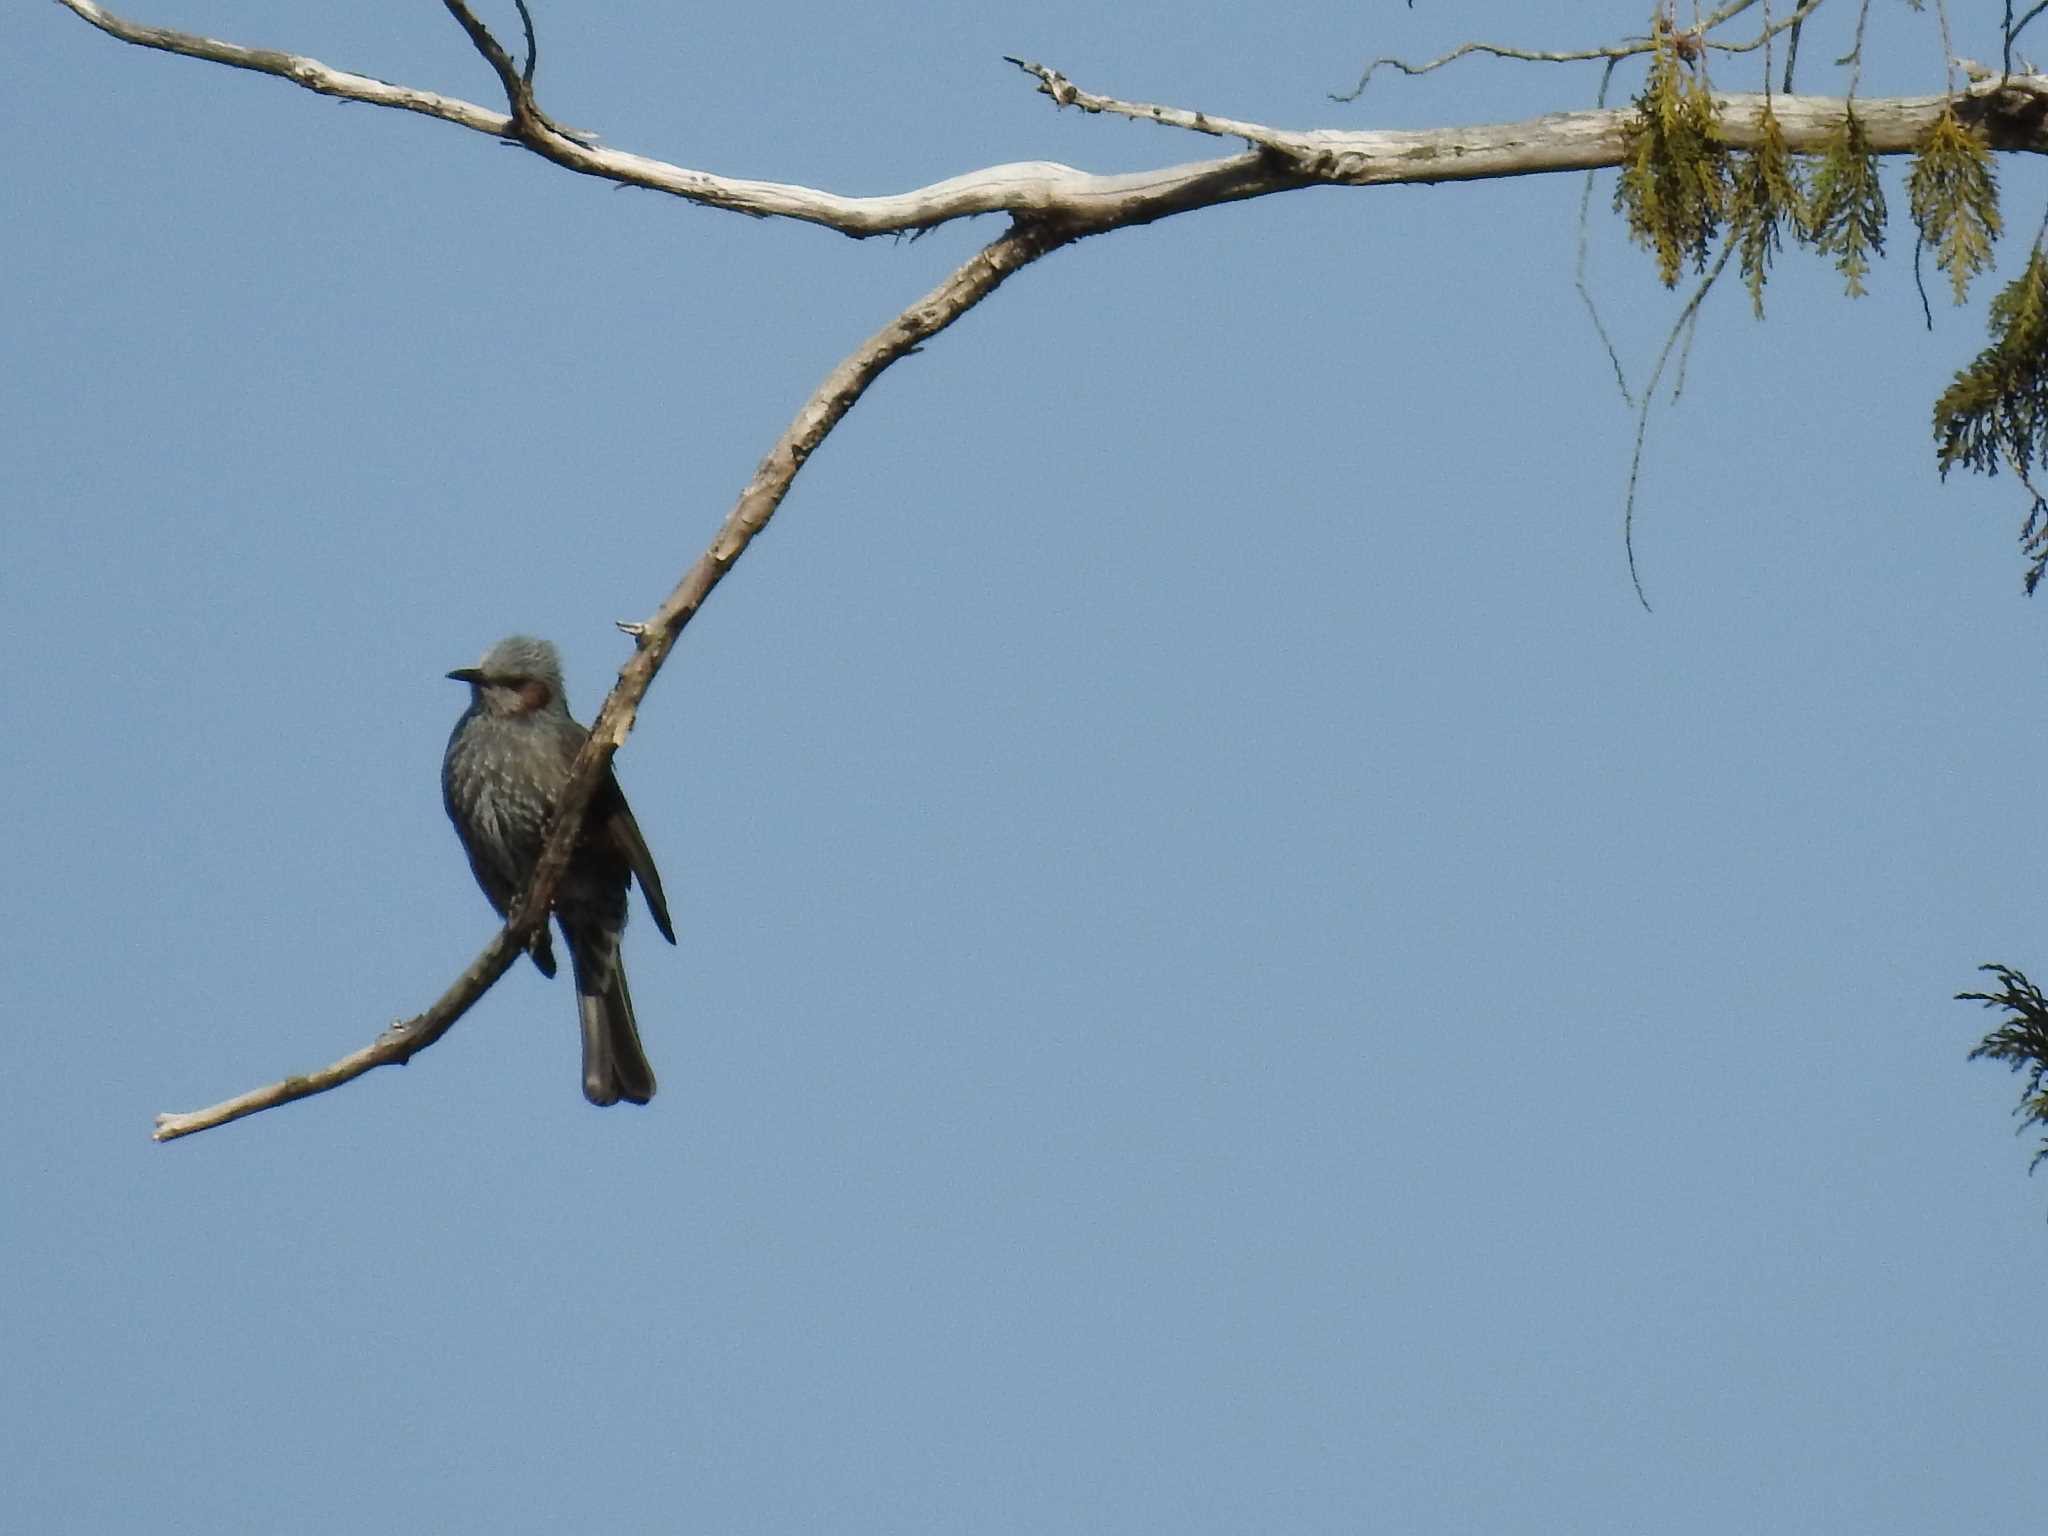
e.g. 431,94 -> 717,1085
598,771 -> 676,944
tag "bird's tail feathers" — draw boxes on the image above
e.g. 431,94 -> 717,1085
567,930 -> 656,1107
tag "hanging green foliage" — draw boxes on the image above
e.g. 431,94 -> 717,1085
1597,12 -> 2040,588
1934,249 -> 2048,480
1726,102 -> 1807,318
1907,105 -> 2002,307
1959,964 -> 2048,1173
1613,28 -> 1729,288
1933,250 -> 2048,587
1808,107 -> 1888,297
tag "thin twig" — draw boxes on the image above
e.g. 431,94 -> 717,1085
1913,233 -> 1935,330
1575,58 -> 1633,405
441,0 -> 524,108
2012,1 -> 2048,72
1622,242 -> 1737,610
514,0 -> 537,86
1334,37 -> 1660,104
1332,0 -> 1827,101
1003,56 -> 1304,157
1706,0 -> 1831,56
1936,0 -> 1956,96
1671,296 -> 1706,402
1837,0 -> 1874,97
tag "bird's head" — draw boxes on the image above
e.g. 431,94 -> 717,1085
447,634 -> 570,719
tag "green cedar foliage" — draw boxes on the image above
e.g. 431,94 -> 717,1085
1606,23 -> 2040,582
1728,103 -> 1806,318
1907,106 -> 2002,307
1807,107 -> 1888,297
1614,29 -> 1728,288
1960,965 -> 2048,1173
1933,249 -> 2048,587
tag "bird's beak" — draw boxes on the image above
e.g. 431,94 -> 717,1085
446,667 -> 486,685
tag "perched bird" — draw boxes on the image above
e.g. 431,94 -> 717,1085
441,635 -> 675,1106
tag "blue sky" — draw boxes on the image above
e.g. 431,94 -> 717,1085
8,2 -> 2047,1531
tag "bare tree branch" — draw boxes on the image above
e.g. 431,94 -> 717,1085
151,935 -> 526,1141
1018,65 -> 2048,176
54,0 -> 2048,246
49,0 -> 2048,1135
152,216 -> 1076,1141
56,0 -> 1282,232
52,0 -> 510,130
